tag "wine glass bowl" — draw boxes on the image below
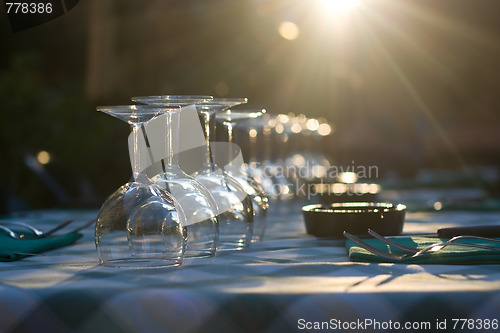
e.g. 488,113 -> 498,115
95,181 -> 186,268
153,175 -> 219,258
194,167 -> 254,250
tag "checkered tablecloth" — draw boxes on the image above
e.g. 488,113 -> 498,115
1,202 -> 500,333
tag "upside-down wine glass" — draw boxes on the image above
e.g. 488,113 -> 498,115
216,108 -> 269,242
194,99 -> 254,251
140,103 -> 220,258
242,114 -> 295,202
95,105 -> 186,268
132,96 -> 254,251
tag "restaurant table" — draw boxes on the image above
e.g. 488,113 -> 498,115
1,201 -> 500,333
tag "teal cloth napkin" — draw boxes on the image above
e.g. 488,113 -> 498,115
346,236 -> 500,264
0,232 -> 83,262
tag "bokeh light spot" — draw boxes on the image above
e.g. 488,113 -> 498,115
275,124 -> 284,134
338,171 -> 358,183
317,123 -> 332,136
37,151 -> 51,165
291,123 -> 302,133
278,21 -> 300,40
306,118 -> 320,131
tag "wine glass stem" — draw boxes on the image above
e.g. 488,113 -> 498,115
165,111 -> 179,169
200,110 -> 216,171
248,127 -> 258,164
222,120 -> 239,172
131,123 -> 149,181
225,121 -> 234,144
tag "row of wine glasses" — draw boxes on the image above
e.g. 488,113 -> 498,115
95,96 -> 269,268
215,108 -> 269,242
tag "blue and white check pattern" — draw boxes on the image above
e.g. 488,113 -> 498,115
1,203 -> 500,332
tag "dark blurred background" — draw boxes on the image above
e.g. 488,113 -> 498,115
1,0 -> 500,212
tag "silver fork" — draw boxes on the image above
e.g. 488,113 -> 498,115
367,229 -> 420,253
343,231 -> 500,260
0,219 -> 95,240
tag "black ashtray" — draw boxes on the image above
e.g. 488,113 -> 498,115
302,202 -> 406,238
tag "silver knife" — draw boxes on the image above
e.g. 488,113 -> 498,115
389,225 -> 500,238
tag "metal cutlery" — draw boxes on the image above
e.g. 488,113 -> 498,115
343,231 -> 500,260
0,219 -> 95,240
367,229 -> 500,255
367,229 -> 421,253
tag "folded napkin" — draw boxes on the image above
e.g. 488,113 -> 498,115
0,231 -> 83,262
346,236 -> 500,265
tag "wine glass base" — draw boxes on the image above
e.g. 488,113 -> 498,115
184,250 -> 216,259
216,242 -> 249,252
100,257 -> 182,269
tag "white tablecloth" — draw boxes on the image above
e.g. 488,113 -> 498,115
1,202 -> 500,332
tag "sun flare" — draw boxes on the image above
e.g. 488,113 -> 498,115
317,0 -> 360,14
